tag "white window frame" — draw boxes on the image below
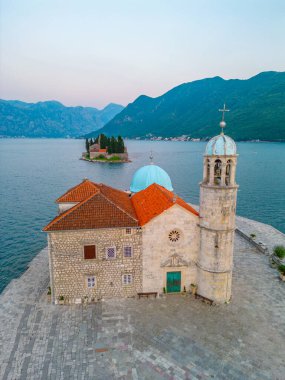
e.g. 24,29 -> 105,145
86,276 -> 96,289
123,245 -> 133,258
106,246 -> 116,259
125,228 -> 132,235
122,274 -> 133,285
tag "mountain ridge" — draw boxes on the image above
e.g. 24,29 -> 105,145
97,71 -> 285,141
0,100 -> 124,138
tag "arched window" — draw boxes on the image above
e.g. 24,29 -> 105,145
206,159 -> 210,183
225,160 -> 232,186
214,159 -> 222,185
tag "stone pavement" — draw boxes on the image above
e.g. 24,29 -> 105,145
0,227 -> 285,379
236,215 -> 285,254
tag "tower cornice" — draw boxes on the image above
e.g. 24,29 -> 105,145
199,182 -> 239,190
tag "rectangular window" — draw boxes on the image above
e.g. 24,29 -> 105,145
124,246 -> 133,258
84,245 -> 96,259
87,276 -> 96,288
106,247 -> 116,259
122,274 -> 132,285
125,228 -> 132,235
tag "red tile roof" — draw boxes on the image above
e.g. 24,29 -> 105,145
99,149 -> 107,153
44,190 -> 138,232
131,183 -> 199,226
44,180 -> 199,232
56,179 -> 99,203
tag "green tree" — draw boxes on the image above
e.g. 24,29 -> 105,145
85,138 -> 90,153
100,134 -> 109,149
117,136 -> 125,153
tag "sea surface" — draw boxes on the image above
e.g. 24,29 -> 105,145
0,139 -> 285,293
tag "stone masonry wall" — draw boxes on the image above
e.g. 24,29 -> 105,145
48,227 -> 142,304
198,182 -> 238,303
142,205 -> 200,293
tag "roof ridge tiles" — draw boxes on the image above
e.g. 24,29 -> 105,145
56,179 -> 99,203
99,191 -> 138,223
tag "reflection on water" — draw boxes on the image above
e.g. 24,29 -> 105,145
0,138 -> 284,292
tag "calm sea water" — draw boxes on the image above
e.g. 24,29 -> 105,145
0,139 -> 284,293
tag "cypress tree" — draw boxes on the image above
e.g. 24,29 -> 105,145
117,136 -> 124,153
85,138 -> 90,153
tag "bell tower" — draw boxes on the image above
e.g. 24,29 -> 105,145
198,105 -> 238,303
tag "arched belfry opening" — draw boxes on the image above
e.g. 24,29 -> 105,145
214,159 -> 222,185
225,159 -> 232,186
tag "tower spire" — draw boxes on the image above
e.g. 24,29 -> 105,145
218,103 -> 230,134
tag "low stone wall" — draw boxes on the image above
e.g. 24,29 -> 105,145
235,228 -> 269,255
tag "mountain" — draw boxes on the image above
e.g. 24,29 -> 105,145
98,71 -> 285,141
0,100 -> 124,138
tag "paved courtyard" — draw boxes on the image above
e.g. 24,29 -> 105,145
0,224 -> 285,379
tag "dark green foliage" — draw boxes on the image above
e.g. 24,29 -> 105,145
85,138 -> 90,153
278,264 -> 285,274
86,134 -> 125,154
108,136 -> 116,154
274,245 -> 285,259
0,100 -> 124,138
99,71 -> 285,141
117,135 -> 125,153
100,134 -> 109,149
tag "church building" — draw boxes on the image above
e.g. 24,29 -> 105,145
44,111 -> 238,304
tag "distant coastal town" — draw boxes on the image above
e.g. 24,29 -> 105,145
133,135 -> 265,142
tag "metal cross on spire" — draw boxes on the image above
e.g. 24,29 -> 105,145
218,103 -> 230,134
219,103 -> 230,121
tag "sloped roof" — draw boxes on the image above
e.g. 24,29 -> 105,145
56,179 -> 99,203
131,183 -> 199,226
43,191 -> 138,231
44,180 -> 199,232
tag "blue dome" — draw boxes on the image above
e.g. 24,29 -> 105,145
130,164 -> 173,193
205,134 -> 236,156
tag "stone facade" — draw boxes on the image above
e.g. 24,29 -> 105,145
48,227 -> 142,304
47,132 -> 239,305
141,205 -> 200,293
198,154 -> 238,303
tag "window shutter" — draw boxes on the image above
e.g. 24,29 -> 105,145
84,245 -> 96,259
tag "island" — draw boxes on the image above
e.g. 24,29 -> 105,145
81,134 -> 129,163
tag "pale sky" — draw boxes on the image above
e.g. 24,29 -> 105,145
1,0 -> 285,108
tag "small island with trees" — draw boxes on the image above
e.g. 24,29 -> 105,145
82,134 -> 129,163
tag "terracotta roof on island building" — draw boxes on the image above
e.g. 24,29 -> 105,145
43,179 -> 199,232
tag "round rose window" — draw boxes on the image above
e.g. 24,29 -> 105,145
168,230 -> 181,242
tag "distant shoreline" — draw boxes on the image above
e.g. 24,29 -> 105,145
1,136 -> 285,143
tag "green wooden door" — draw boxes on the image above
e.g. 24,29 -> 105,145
167,271 -> 181,293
